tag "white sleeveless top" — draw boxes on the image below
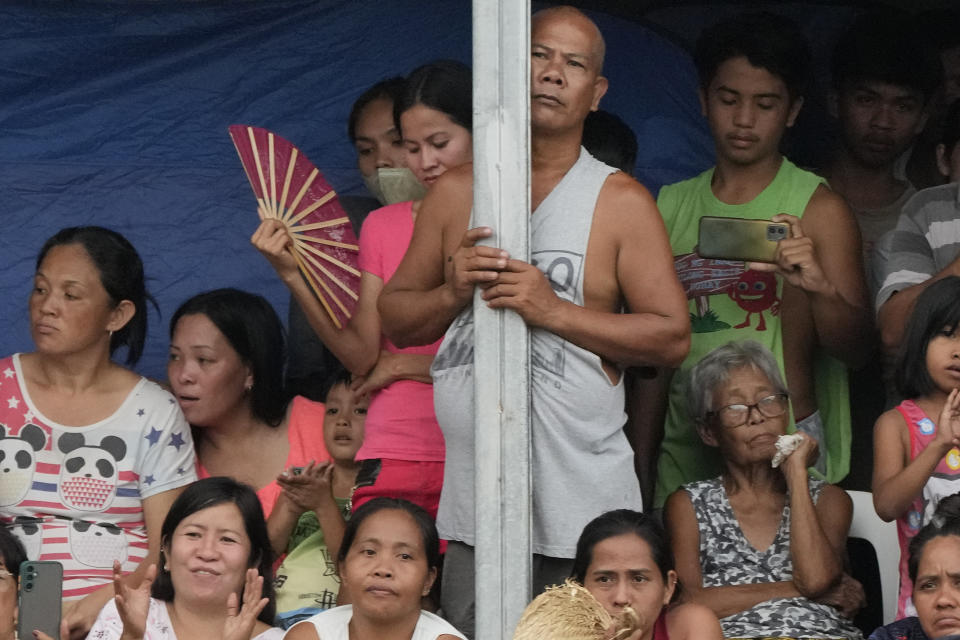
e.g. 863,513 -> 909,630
298,605 -> 465,639
430,147 -> 643,557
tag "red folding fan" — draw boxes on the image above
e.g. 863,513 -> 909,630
229,125 -> 360,329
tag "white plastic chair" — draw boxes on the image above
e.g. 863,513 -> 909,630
847,489 -> 900,625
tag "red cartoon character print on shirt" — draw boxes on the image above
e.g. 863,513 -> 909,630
729,269 -> 780,330
674,252 -> 780,334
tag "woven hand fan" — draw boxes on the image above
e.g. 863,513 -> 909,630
512,580 -> 640,640
229,125 -> 360,329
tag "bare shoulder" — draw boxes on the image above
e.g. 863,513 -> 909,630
595,171 -> 660,226
112,363 -> 143,387
801,184 -> 857,231
666,603 -> 722,639
664,487 -> 698,532
664,486 -> 694,515
875,406 -> 908,437
437,635 -> 463,640
431,163 -> 474,204
433,162 -> 474,193
817,483 -> 852,512
283,620 -> 320,640
421,163 -> 474,221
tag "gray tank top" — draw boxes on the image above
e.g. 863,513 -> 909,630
431,147 -> 642,557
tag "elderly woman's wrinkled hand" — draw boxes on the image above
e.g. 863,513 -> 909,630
814,573 -> 865,619
779,431 -> 818,479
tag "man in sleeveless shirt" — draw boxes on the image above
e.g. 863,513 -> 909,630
379,6 -> 690,637
643,12 -> 872,509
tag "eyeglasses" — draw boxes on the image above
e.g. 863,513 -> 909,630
707,393 -> 789,428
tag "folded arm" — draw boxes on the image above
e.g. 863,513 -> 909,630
664,489 -> 801,618
781,435 -> 848,597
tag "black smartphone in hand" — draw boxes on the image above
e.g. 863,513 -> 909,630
17,561 -> 62,640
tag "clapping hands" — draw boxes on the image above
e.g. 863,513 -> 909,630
222,569 -> 270,640
277,461 -> 335,514
114,560 -> 155,640
935,388 -> 960,453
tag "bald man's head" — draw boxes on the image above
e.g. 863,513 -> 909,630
532,6 -> 606,74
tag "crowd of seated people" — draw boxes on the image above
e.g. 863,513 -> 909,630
8,5 -> 960,640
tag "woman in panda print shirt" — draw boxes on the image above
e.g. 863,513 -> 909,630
0,227 -> 196,638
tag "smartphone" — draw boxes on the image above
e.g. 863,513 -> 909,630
697,216 -> 790,263
17,561 -> 62,640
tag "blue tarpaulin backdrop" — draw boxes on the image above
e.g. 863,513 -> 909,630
0,0 -> 715,380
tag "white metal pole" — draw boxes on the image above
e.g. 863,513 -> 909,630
471,0 -> 531,639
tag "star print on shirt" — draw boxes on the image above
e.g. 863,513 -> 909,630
137,409 -> 145,417
168,432 -> 186,451
145,427 -> 163,447
177,467 -> 186,475
7,397 -> 19,409
144,475 -> 156,486
3,368 -> 13,379
22,410 -> 35,423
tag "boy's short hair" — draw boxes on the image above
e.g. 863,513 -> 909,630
694,11 -> 811,102
320,363 -> 353,401
831,10 -> 941,101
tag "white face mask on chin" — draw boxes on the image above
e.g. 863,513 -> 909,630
363,167 -> 427,206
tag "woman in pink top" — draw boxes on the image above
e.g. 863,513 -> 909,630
167,288 -> 330,518
252,61 -> 473,519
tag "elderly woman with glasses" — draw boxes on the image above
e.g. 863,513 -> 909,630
664,340 -> 864,640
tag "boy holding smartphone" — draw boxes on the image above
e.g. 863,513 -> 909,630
646,12 -> 871,507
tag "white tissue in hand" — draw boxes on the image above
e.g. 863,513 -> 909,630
771,433 -> 804,468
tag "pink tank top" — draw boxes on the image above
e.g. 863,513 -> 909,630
894,398 -> 960,618
355,202 -> 445,462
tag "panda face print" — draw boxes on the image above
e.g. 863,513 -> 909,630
57,433 -> 127,512
9,516 -> 44,559
68,520 -> 128,568
0,424 -> 47,506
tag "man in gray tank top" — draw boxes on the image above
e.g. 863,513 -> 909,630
379,6 -> 690,636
